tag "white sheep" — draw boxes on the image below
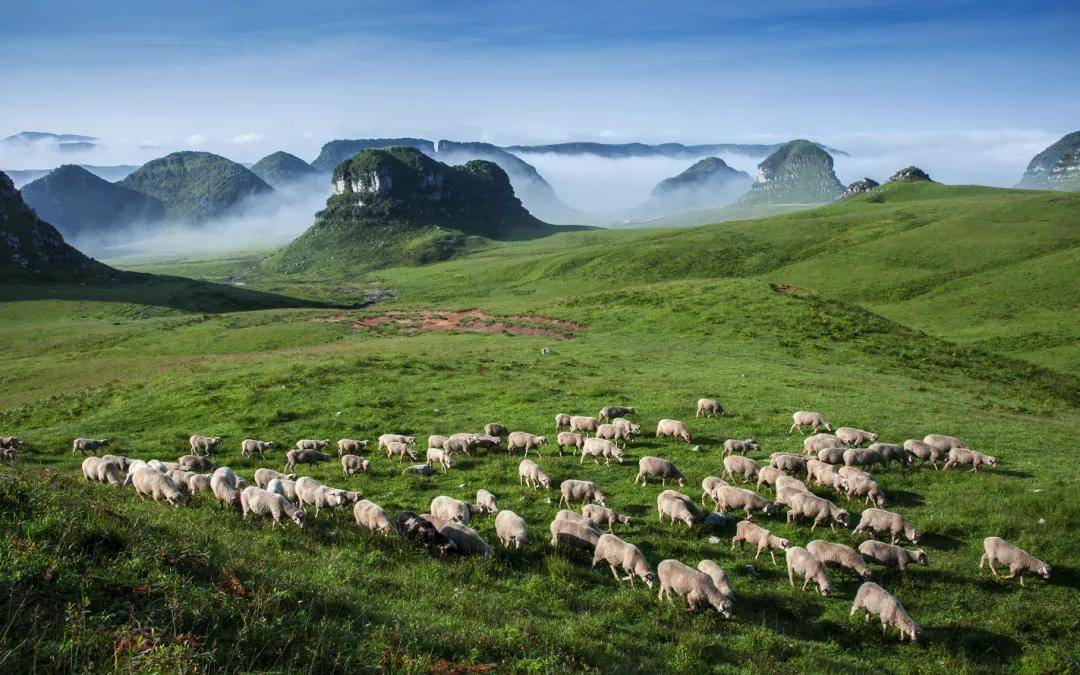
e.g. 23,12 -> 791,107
771,452 -> 810,473
785,491 -> 850,530
165,469 -> 195,492
696,399 -> 723,418
756,466 -> 785,491
803,433 -> 845,455
554,413 -> 572,432
549,517 -> 602,551
285,448 -> 333,471
342,454 -> 372,476
178,454 -> 215,472
495,510 -> 528,549
377,434 -> 416,452
518,459 -> 551,489
845,473 -> 887,507
484,423 -> 509,438
435,520 -> 494,559
806,540 -> 872,579
843,448 -> 887,470
816,447 -> 847,465
210,467 -> 242,508
731,519 -> 789,565
254,468 -> 297,488
850,582 -> 922,641
336,438 -> 368,456
806,460 -> 848,494
592,533 -> 655,588
430,495 -> 471,524
507,432 -> 548,457
71,437 -> 109,455
700,476 -> 729,507
130,466 -> 185,507
722,455 -> 759,482
786,546 -> 833,596
903,439 -> 942,469
657,490 -> 701,527
442,433 -> 477,457
569,416 -> 600,435
100,454 -> 132,470
979,537 -> 1051,585
425,447 -> 453,473
475,489 -> 499,515
858,540 -> 928,573
923,433 -> 967,453
836,427 -> 879,447
147,459 -> 180,472
610,418 -> 641,437
790,411 -> 831,434
595,423 -> 631,447
353,499 -> 394,535
558,479 -> 606,508
696,560 -> 735,598
579,437 -> 624,465
723,438 -> 759,456
187,473 -> 213,496
656,560 -> 732,618
582,504 -> 631,532
188,435 -> 222,455
943,448 -> 997,473
81,456 -> 124,485
635,456 -> 685,486
384,441 -> 418,462
265,477 -> 296,501
852,508 -> 919,544
242,439 -> 276,457
599,405 -> 636,421
295,476 -> 350,517
655,419 -> 691,443
869,443 -> 912,469
427,434 -> 447,450
241,486 -> 306,528
555,431 -> 584,456
713,486 -> 777,519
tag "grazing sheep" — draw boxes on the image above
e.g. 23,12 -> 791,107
443,433 -> 478,457
714,486 -> 777,519
430,495 -> 472,525
188,435 -> 222,455
254,468 -> 297,488
394,511 -> 456,555
425,447 -> 453,473
656,560 -> 733,618
549,517 -> 602,551
843,448 -> 887,470
700,476 -> 729,507
559,479 -> 607,508
285,448 -> 333,471
657,490 -> 701,527
592,533 -> 655,587
635,456 -> 685,486
610,418 -> 642,437
434,520 -> 494,559
484,423 -> 509,438
786,546 -> 833,596
771,453 -> 810,473
166,469 -> 196,491
580,437 -> 624,465
582,504 -> 631,532
178,454 -> 215,472
556,431 -> 584,456
123,460 -> 149,484
722,455 -> 759,483
804,433 -> 845,455
81,456 -> 124,485
507,432 -> 548,458
775,475 -> 809,494
836,427 -> 878,447
470,434 -> 503,451
242,439 -> 276,457
377,434 -> 416,452
0,447 -> 15,463
943,448 -> 997,473
596,423 -> 632,447
696,399 -> 724,418
518,459 -> 551,490
774,485 -> 810,510
265,477 -> 296,501
0,436 -> 22,450
295,439 -> 330,451
846,473 -> 887,507
570,416 -> 601,435
210,467 -> 242,508
903,439 -> 942,468
403,463 -> 435,476
817,447 -> 847,465
294,477 -> 341,516
187,473 -> 213,496
858,540 -> 928,573
385,441 -> 419,462
806,460 -> 849,493
475,489 -> 499,515
723,438 -> 759,456
554,509 -> 589,525
850,582 -> 922,641
980,537 -> 1051,585
241,486 -> 306,528
555,414 -> 572,432
148,459 -> 181,472
336,439 -> 368,456
923,434 -> 968,453
599,406 -> 635,421
852,508 -> 919,544
427,434 -> 447,450
696,560 -> 735,598
807,540 -> 872,579
495,510 -> 528,549
731,519 -> 789,566
100,454 -> 131,470
838,465 -> 873,483
790,411 -> 831,434
353,499 -> 394,535
342,454 -> 372,476
870,443 -> 912,469
71,438 -> 109,455
655,419 -> 692,443
756,466 -> 786,491
131,467 -> 185,507
785,492 -> 850,530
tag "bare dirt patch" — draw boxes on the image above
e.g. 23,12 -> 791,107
313,309 -> 585,340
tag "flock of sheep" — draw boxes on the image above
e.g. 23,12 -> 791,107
0,399 -> 1053,643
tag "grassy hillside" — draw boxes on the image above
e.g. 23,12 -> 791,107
0,181 -> 1076,671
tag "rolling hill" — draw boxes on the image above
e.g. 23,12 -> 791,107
250,151 -> 318,188
637,157 -> 753,215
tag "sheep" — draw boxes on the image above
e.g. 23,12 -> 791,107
566,416 -> 598,437
713,486 -> 777,519
240,486 -> 306,528
385,441 -> 418,462
475,489 -> 499,515
656,560 -> 733,618
943,447 -> 997,473
635,456 -> 685,486
559,479 -> 607,508
655,419 -> 691,443
166,469 -> 196,491
980,537 -> 1051,585
265,477 -> 296,501
242,439 -> 276,457
209,467 -> 242,508
0,436 -> 22,450
554,509 -> 589,525
596,423 -> 632,447
549,517 -> 602,551
592,533 -> 655,588
775,475 -> 809,494
852,508 -> 919,544
425,447 -> 453,473
342,454 -> 372,476
430,495 -> 472,524
858,540 -> 928,573
696,560 -> 735,598
582,504 -> 631,532
846,473 -> 887,507
554,414 -> 572,433
696,399 -> 723,418
285,448 -> 332,471
188,435 -> 222,455
353,499 -> 394,535
395,511 -> 457,555
870,443 -> 912,469
770,453 -> 810,473
657,490 -> 701,527
700,476 -> 729,507
254,468 -> 297,488
336,438 -> 368,456
843,448 -> 887,470
556,431 -> 584,456
817,447 -> 847,465
130,467 -> 185,507
433,520 -> 494,559
81,456 -> 124,485
518,459 -> 551,490
580,437 -> 624,465
443,433 -> 478,457
903,439 -> 942,468
806,460 -> 849,493
722,455 -> 759,483
837,465 -> 873,483
850,582 -> 922,641
294,476 -> 343,516
923,433 -> 968,453
756,466 -> 786,491
427,434 -> 447,450
836,427 -> 879,447
187,473 -> 213,496
178,454 -> 215,472
507,432 -> 548,457
0,448 -> 15,464
71,438 -> 109,455
123,460 -> 149,485
806,540 -> 872,579
148,459 -> 181,472
599,406 -> 635,421
790,411 -> 831,434
295,439 -> 330,451
471,434 -> 503,451
402,463 -> 435,476
610,418 -> 641,437
731,519 -> 789,565
786,546 -> 833,596
804,433 -> 845,455
100,454 -> 131,470
377,434 -> 416,452
495,510 -> 528,549
785,491 -> 850,530
723,438 -> 759,456
774,485 -> 809,510
484,423 -> 509,438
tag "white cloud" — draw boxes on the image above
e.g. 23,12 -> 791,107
185,133 -> 207,146
231,132 -> 263,145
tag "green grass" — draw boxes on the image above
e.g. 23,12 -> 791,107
0,182 -> 1077,672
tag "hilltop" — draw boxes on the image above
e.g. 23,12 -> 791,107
250,151 -> 318,188
1017,131 -> 1080,190
505,140 -> 848,158
737,139 -> 845,205
19,165 -> 164,239
310,138 -> 436,173
4,164 -> 138,188
638,157 -> 752,214
119,151 -> 274,223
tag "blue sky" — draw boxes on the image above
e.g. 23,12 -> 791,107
3,1 -> 1078,186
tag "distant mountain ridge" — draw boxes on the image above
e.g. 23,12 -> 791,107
638,157 -> 752,215
3,165 -> 139,189
310,139 -> 436,173
505,140 -> 848,158
250,151 -> 318,188
20,165 -> 164,239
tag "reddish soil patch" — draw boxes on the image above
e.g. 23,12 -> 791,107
313,309 -> 585,340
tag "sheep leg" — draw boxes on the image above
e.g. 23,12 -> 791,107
770,550 -> 778,567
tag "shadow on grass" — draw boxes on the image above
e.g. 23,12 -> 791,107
887,489 -> 925,507
918,532 -> 965,551
928,626 -> 1022,662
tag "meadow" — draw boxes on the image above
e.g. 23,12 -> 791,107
0,182 -> 1077,672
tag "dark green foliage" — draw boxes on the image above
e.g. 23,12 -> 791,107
310,138 -> 436,173
738,139 -> 845,205
249,151 -> 318,188
19,165 -> 164,237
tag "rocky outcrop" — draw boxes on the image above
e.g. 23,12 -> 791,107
1045,151 -> 1080,190
844,178 -> 881,197
887,166 -> 933,183
639,157 -> 752,214
1017,131 -> 1080,190
19,165 -> 164,239
737,140 -> 845,205
310,139 -> 436,173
